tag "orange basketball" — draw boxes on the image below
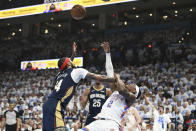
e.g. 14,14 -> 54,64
71,4 -> 86,20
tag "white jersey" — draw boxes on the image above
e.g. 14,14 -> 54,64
96,91 -> 128,125
153,110 -> 171,131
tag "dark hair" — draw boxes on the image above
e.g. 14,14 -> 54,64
58,57 -> 68,71
159,106 -> 164,110
50,4 -> 56,10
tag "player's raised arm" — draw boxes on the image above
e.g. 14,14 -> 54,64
101,42 -> 114,78
101,42 -> 116,92
70,42 -> 77,61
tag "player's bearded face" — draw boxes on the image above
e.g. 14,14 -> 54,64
126,84 -> 136,94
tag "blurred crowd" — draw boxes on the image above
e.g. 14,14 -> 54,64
0,24 -> 195,71
0,59 -> 196,130
0,23 -> 196,131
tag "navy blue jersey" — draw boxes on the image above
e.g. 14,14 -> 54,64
88,86 -> 107,116
48,68 -> 78,107
43,68 -> 88,131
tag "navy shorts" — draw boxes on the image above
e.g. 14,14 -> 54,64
43,99 -> 65,131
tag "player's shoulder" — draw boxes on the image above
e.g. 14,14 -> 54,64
71,67 -> 88,83
72,67 -> 86,71
71,67 -> 88,75
111,91 -> 119,96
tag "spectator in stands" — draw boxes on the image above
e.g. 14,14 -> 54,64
187,52 -> 196,63
0,42 -> 195,130
186,87 -> 193,98
183,110 -> 193,131
181,103 -> 191,116
177,101 -> 182,111
165,99 -> 172,112
177,123 -> 183,131
142,107 -> 152,119
188,99 -> 195,111
139,119 -> 147,131
174,108 -> 184,129
1,103 -> 20,131
190,89 -> 196,99
193,97 -> 196,106
165,108 -> 172,119
145,96 -> 171,131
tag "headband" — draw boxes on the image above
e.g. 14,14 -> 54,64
135,85 -> 140,98
60,58 -> 69,70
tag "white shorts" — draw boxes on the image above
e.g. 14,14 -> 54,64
78,120 -> 120,131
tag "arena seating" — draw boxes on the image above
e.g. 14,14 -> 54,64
0,25 -> 195,130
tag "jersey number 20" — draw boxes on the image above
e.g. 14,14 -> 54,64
55,79 -> 63,92
93,99 -> 101,107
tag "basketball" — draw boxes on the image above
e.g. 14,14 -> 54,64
71,4 -> 86,20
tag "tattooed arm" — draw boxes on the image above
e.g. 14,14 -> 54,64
115,74 -> 136,107
85,72 -> 116,83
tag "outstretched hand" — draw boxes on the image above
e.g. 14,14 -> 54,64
101,42 -> 110,53
72,42 -> 77,55
70,42 -> 77,61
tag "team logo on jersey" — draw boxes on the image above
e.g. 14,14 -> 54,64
90,94 -> 105,99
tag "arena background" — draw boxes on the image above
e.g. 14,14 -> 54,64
0,0 -> 196,131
